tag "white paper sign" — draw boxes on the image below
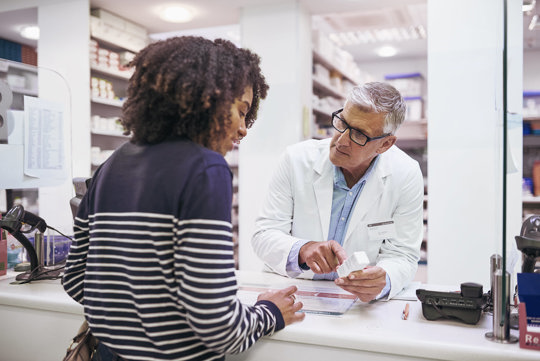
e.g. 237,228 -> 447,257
23,96 -> 66,180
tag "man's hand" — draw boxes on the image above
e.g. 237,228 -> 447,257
257,285 -> 305,326
298,240 -> 347,274
334,266 -> 387,302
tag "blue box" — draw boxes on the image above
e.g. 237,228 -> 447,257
518,273 -> 540,323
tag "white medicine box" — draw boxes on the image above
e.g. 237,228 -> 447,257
384,72 -> 425,98
385,73 -> 425,121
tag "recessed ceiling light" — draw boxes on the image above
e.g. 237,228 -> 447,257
158,5 -> 194,23
376,45 -> 397,58
20,25 -> 40,40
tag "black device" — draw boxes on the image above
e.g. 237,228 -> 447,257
69,177 -> 92,218
0,204 -> 47,273
515,215 -> 540,273
416,282 -> 486,325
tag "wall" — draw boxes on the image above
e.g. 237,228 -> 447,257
427,0 -> 523,287
238,1 -> 312,271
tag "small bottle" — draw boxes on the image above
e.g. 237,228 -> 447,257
533,161 -> 540,197
0,215 -> 7,276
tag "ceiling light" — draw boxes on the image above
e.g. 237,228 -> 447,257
158,5 -> 194,23
523,0 -> 536,12
329,25 -> 426,47
376,46 -> 397,58
20,25 -> 39,40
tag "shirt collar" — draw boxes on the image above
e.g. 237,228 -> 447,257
334,155 -> 380,191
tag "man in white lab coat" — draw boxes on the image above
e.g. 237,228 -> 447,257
252,82 -> 424,302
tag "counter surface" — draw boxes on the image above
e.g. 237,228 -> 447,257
0,270 -> 537,361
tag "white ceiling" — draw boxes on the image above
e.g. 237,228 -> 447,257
0,0 -> 539,63
92,0 -> 430,62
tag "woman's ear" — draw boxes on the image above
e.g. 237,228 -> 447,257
377,135 -> 397,154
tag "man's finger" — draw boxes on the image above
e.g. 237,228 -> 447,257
328,240 -> 347,265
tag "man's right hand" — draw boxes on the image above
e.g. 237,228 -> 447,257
298,240 -> 347,274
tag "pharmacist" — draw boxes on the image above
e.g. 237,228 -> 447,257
252,82 -> 424,302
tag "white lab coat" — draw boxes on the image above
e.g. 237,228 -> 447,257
252,138 -> 424,299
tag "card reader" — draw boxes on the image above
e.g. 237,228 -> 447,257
337,251 -> 370,278
416,282 -> 486,325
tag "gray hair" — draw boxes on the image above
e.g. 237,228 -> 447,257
345,82 -> 406,134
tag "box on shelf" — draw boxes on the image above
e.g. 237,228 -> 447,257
384,72 -> 425,98
90,16 -> 148,53
91,8 -> 147,38
312,29 -> 362,84
524,90 -> 540,119
0,216 -> 6,276
404,96 -> 424,121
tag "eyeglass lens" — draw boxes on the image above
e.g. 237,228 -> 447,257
332,114 -> 368,145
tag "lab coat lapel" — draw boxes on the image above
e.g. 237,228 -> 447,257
344,155 -> 388,245
313,152 -> 334,241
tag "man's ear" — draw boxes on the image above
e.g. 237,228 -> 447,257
377,135 -> 397,154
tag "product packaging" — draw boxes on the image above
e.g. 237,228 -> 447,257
533,161 -> 540,197
0,214 -> 7,276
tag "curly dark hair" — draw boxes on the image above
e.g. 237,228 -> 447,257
121,36 -> 269,148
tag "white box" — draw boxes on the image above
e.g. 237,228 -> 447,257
337,251 -> 370,278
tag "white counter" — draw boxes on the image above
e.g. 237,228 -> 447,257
0,271 -> 84,361
0,270 -> 537,361
229,271 -> 536,361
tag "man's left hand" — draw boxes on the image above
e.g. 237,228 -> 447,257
334,266 -> 387,302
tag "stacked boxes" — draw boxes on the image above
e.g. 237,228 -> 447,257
0,38 -> 21,63
21,45 -> 37,66
91,76 -> 115,100
90,39 -> 134,75
0,38 -> 37,66
385,73 -> 426,121
90,8 -> 148,53
523,91 -> 540,136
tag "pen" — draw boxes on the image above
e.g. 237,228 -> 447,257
401,303 -> 410,320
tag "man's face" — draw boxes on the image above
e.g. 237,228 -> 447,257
329,103 -> 395,178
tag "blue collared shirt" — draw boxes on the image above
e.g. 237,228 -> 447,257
286,157 -> 391,298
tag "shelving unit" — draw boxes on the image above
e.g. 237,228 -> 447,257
0,59 -> 38,109
311,49 -> 359,139
522,91 -> 540,219
89,10 -> 147,171
0,59 -> 40,213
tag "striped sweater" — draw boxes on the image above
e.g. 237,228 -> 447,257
62,138 -> 283,361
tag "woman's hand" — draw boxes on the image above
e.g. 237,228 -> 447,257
257,285 -> 305,326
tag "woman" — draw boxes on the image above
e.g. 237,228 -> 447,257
63,36 -> 304,361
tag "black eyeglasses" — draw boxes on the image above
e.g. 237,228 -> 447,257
331,108 -> 390,146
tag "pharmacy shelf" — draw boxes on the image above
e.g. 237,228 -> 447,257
312,77 -> 345,100
524,135 -> 540,147
523,196 -> 540,204
91,64 -> 133,80
312,50 -> 359,84
91,129 -> 128,138
91,96 -> 124,108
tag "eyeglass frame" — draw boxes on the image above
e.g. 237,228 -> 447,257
331,108 -> 391,146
